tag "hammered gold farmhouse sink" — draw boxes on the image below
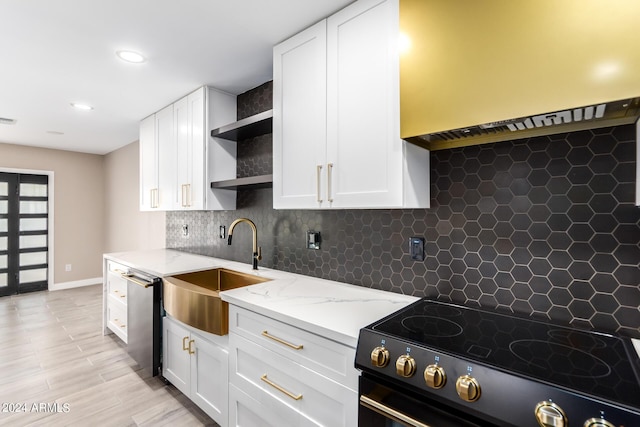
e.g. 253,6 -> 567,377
163,268 -> 270,335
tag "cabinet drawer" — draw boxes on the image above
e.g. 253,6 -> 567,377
107,296 -> 127,343
229,383 -> 314,427
229,305 -> 358,390
230,332 -> 357,427
107,272 -> 127,303
107,260 -> 128,275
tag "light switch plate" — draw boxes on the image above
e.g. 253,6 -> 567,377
409,237 -> 425,261
307,230 -> 321,250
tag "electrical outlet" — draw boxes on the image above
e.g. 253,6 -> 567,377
219,225 -> 226,239
65,264 -> 72,272
182,224 -> 189,237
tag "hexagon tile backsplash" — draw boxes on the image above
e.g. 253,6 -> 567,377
167,84 -> 639,338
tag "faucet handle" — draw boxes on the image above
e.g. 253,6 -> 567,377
256,246 -> 262,261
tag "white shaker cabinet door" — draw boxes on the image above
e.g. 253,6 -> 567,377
190,330 -> 229,426
162,316 -> 191,397
139,114 -> 158,211
326,0 -> 404,208
273,20 -> 327,209
156,103 -> 177,210
174,95 -> 190,209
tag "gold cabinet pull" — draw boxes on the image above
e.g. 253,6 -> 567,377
316,165 -> 323,203
261,330 -> 303,350
181,184 -> 191,207
261,374 -> 302,401
150,188 -> 159,208
327,162 -> 334,203
182,336 -> 189,351
188,339 -> 195,355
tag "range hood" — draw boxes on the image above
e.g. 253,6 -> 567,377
404,98 -> 640,151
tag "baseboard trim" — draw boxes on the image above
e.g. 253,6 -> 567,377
50,277 -> 102,291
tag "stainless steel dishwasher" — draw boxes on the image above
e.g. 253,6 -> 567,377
123,268 -> 162,377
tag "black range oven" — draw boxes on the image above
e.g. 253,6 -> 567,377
355,299 -> 640,427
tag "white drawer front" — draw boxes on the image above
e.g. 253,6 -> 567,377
107,260 -> 127,275
107,296 -> 127,343
229,305 -> 358,390
230,332 -> 357,427
229,383 -> 320,427
107,272 -> 127,303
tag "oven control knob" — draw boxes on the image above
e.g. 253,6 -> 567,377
534,401 -> 567,427
424,364 -> 446,389
370,346 -> 390,368
455,375 -> 481,402
395,354 -> 416,378
583,418 -> 615,427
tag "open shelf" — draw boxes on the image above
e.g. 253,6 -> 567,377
210,109 -> 273,141
210,174 -> 273,190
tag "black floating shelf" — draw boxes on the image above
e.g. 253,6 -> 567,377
210,174 -> 273,190
210,109 -> 273,141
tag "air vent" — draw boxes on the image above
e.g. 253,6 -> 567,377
0,117 -> 17,125
504,104 -> 606,131
405,98 -> 640,151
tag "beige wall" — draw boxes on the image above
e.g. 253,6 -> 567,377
0,139 -> 165,288
0,142 -> 105,284
103,141 -> 165,253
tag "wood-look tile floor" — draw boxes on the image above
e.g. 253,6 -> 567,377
0,284 -> 218,427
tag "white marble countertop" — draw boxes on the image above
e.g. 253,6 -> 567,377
103,249 -> 418,348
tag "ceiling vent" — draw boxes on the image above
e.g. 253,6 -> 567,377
0,117 -> 17,125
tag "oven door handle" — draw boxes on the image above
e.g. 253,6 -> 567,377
360,394 -> 432,427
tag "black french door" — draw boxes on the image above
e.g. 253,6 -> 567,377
0,172 -> 49,296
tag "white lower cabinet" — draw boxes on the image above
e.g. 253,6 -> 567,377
163,316 -> 229,427
228,305 -> 358,427
104,260 -> 128,343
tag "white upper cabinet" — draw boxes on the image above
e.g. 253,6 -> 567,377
139,103 -> 175,211
273,21 -> 327,209
273,0 -> 430,210
175,88 -> 206,210
139,114 -> 158,211
156,104 -> 177,210
139,86 -> 237,211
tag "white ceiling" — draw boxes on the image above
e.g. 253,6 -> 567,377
0,0 -> 353,155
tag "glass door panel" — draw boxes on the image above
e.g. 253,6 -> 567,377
19,201 -> 48,214
19,252 -> 48,266
19,183 -> 47,197
19,235 -> 46,249
0,172 -> 48,296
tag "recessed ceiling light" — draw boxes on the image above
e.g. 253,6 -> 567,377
116,50 -> 146,63
70,103 -> 93,111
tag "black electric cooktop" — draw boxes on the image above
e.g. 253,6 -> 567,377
370,299 -> 640,410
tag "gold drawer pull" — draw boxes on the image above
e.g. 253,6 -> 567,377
188,339 -> 195,355
261,330 -> 303,350
182,336 -> 189,351
261,374 -> 302,401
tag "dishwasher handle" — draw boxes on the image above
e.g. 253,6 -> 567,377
122,272 -> 157,288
